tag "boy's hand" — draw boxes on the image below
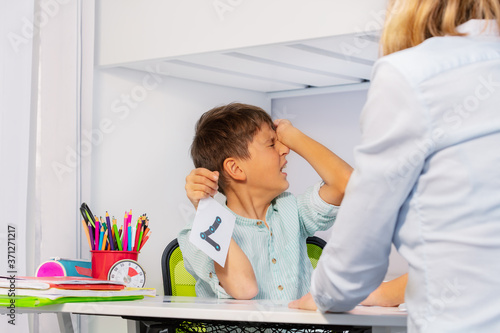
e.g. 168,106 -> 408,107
288,292 -> 318,311
274,118 -> 353,206
185,168 -> 219,209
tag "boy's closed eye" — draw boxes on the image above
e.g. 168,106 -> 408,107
266,137 -> 276,147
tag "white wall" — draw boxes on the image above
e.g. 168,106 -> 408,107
0,1 -> 34,331
272,90 -> 365,193
272,90 -> 408,281
89,67 -> 270,332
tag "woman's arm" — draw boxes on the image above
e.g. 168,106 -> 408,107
309,61 -> 428,312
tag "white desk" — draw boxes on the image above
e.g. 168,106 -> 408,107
1,296 -> 407,333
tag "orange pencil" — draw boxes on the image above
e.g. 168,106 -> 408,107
139,230 -> 151,251
81,219 -> 92,249
111,226 -> 116,247
101,230 -> 108,251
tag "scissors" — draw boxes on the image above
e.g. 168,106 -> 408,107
80,202 -> 96,228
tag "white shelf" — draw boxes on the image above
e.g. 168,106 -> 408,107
96,0 -> 384,93
119,31 -> 379,93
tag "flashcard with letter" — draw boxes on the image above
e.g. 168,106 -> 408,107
189,197 -> 235,267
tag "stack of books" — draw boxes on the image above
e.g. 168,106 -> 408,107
0,275 -> 156,307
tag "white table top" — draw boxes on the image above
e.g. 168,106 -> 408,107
5,296 -> 407,328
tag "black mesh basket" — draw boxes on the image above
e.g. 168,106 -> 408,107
138,317 -> 372,333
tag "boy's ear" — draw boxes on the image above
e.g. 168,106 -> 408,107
223,157 -> 246,181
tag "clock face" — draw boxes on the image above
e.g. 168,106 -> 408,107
107,259 -> 146,288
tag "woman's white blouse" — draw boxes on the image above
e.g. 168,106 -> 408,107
311,20 -> 500,332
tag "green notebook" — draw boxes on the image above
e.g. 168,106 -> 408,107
0,295 -> 144,307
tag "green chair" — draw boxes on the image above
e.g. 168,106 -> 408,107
161,239 -> 197,296
306,236 -> 327,269
161,236 -> 326,296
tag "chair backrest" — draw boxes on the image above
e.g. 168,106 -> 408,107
161,236 -> 326,296
306,236 -> 326,269
161,239 -> 196,296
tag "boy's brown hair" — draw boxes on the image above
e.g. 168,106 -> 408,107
191,103 -> 275,195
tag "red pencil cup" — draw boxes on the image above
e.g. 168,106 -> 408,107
91,250 -> 139,280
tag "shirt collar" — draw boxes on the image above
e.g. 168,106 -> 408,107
223,201 -> 275,225
456,19 -> 499,37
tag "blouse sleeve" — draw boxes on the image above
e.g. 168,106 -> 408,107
311,60 -> 431,312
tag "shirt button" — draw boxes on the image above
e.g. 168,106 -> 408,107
278,285 -> 283,291
256,221 -> 262,226
272,258 -> 277,264
209,272 -> 213,278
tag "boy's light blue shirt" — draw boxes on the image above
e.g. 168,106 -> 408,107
178,182 -> 338,300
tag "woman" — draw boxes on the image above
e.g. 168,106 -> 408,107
290,0 -> 500,331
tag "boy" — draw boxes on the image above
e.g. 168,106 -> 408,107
178,102 -> 352,300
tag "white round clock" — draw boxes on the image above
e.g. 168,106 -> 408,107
107,259 -> 146,288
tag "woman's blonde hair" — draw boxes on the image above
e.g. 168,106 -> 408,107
381,0 -> 500,55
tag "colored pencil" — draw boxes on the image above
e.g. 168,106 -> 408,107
98,225 -> 104,251
81,219 -> 92,250
122,211 -> 128,252
136,216 -> 145,252
112,218 -> 120,251
139,230 -> 151,251
127,210 -> 133,251
127,223 -> 132,251
88,222 -> 95,250
133,217 -> 141,252
95,218 -> 100,251
105,212 -> 114,250
101,230 -> 109,251
113,218 -> 123,251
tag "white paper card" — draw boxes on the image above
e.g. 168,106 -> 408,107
189,197 -> 235,267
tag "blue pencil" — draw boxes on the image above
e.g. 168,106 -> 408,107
127,223 -> 132,251
99,225 -> 104,251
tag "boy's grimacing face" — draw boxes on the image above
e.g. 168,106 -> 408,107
238,123 -> 290,197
